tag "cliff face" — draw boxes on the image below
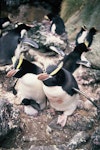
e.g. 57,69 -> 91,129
60,0 -> 100,69
1,0 -> 62,15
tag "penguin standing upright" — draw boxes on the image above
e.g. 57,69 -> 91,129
75,25 -> 88,46
45,13 -> 65,35
61,43 -> 91,73
7,57 -> 47,115
0,23 -> 31,65
38,63 -> 79,127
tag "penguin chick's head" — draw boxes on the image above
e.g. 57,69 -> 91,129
74,43 -> 91,53
21,99 -> 30,105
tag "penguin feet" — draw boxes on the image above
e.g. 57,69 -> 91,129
57,114 -> 67,127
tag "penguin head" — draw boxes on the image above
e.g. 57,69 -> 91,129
82,25 -> 87,31
14,23 -> 31,32
6,54 -> 25,78
12,53 -> 24,70
89,27 -> 97,35
38,61 -> 63,82
21,99 -> 30,105
46,61 -> 64,76
7,54 -> 42,78
74,43 -> 90,53
44,13 -> 56,21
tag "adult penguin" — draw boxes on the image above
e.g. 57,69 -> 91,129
0,23 -> 31,65
0,17 -> 11,29
7,57 -> 47,114
62,43 -> 91,73
45,13 -> 65,35
38,62 -> 80,127
51,43 -> 91,74
75,25 -> 88,46
85,27 -> 97,47
0,17 -> 12,37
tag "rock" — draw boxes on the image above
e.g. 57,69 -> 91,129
27,21 -> 69,53
66,131 -> 90,150
0,98 -> 20,142
85,33 -> 100,70
1,0 -> 29,7
29,144 -> 68,150
91,127 -> 100,150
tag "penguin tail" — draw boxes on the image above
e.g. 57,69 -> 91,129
49,46 -> 65,57
72,87 -> 99,110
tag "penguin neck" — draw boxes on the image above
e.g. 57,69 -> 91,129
74,46 -> 83,56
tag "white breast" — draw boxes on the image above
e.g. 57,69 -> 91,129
51,24 -> 56,34
43,85 -> 79,111
15,73 -> 46,109
78,30 -> 88,44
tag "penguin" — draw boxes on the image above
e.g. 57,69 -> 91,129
7,57 -> 43,78
53,43 -> 91,73
0,17 -> 11,29
45,13 -> 65,35
62,43 -> 91,73
7,57 -> 47,114
38,62 -> 80,127
0,17 -> 12,37
85,27 -> 97,47
75,25 -> 88,46
0,23 -> 31,65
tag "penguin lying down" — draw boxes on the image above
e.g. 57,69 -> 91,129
38,62 -> 80,127
7,56 -> 47,116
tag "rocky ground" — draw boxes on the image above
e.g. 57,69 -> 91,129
0,50 -> 100,150
0,3 -> 100,150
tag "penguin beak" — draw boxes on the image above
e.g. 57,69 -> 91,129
6,69 -> 18,77
44,15 -> 49,20
38,73 -> 49,81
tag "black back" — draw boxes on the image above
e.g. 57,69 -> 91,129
49,14 -> 65,35
62,43 -> 89,73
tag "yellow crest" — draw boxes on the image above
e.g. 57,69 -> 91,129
50,61 -> 63,76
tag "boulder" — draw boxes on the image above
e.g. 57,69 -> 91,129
0,98 -> 20,142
